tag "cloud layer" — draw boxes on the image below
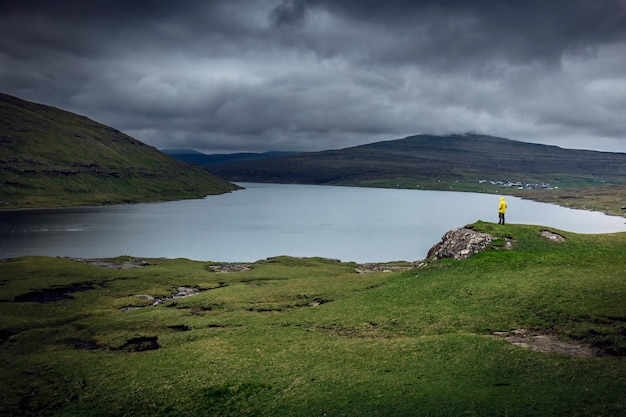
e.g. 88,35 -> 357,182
2,0 -> 626,152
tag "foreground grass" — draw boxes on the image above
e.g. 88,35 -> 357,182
1,222 -> 625,416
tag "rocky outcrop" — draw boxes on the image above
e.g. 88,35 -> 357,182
427,228 -> 494,260
539,230 -> 565,242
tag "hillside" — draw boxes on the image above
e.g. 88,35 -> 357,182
206,133 -> 626,216
208,133 -> 626,187
161,149 -> 298,167
0,93 -> 239,209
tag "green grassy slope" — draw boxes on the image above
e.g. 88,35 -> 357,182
0,93 -> 239,208
1,222 -> 625,416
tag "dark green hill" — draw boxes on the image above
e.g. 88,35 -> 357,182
0,93 -> 239,209
208,133 -> 626,188
161,149 -> 298,167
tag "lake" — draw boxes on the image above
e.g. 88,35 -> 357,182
1,183 -> 625,263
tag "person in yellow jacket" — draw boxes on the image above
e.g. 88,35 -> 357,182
498,197 -> 507,224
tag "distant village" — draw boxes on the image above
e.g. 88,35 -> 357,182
478,180 -> 557,190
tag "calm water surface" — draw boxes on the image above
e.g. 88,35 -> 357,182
1,183 -> 625,262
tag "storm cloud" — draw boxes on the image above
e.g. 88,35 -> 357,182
1,0 -> 626,153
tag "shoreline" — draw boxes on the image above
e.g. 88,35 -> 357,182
1,183 -> 625,218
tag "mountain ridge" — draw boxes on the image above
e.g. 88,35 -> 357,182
0,93 -> 239,209
206,133 -> 626,187
161,149 -> 298,167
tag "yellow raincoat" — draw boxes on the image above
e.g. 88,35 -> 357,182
498,197 -> 507,213
498,197 -> 507,224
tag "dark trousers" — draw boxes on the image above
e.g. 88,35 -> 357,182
498,213 -> 505,224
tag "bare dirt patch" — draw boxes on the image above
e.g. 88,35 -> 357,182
493,329 -> 598,357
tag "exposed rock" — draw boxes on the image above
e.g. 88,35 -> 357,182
120,286 -> 202,312
170,286 -> 201,300
207,263 -> 252,273
355,263 -> 413,273
77,258 -> 151,269
539,230 -> 565,242
427,228 -> 494,260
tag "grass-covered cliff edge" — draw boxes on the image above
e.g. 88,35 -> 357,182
0,93 -> 239,209
1,221 -> 625,416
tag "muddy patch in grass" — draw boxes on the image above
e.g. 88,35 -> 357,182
493,329 -> 598,357
119,336 -> 160,352
207,323 -> 228,328
13,282 -> 98,303
302,299 -> 329,307
68,336 -> 160,352
167,324 -> 191,332
66,338 -> 102,351
294,295 -> 332,307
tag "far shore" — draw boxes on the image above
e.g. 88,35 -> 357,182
2,182 -> 625,219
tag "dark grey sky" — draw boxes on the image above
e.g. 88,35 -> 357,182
2,0 -> 626,153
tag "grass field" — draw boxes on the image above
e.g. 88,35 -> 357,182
1,222 -> 625,416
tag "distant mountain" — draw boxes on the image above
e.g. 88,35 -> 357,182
162,149 -> 299,167
207,133 -> 626,188
0,93 -> 239,209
